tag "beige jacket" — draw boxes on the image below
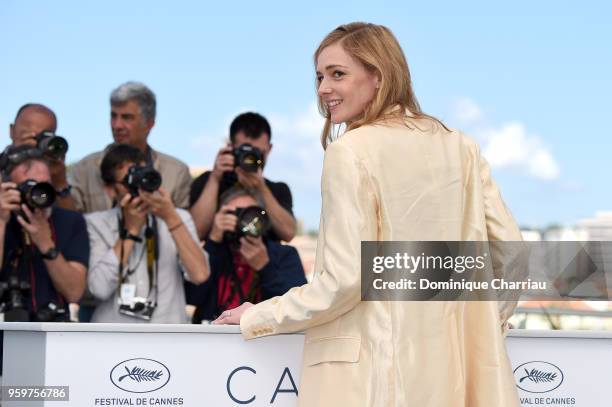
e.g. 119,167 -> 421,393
240,116 -> 523,406
69,146 -> 192,213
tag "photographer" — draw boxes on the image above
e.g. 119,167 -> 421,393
71,81 -> 192,213
186,186 -> 306,323
0,145 -> 88,321
6,103 -> 76,210
86,144 -> 209,323
189,112 -> 296,242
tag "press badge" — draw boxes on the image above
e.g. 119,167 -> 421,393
120,283 -> 137,302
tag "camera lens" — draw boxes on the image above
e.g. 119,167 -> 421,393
45,136 -> 68,157
237,206 -> 270,238
139,169 -> 162,192
29,182 -> 56,208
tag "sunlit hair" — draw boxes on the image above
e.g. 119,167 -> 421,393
315,22 -> 448,148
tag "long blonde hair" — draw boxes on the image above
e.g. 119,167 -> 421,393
315,22 -> 447,149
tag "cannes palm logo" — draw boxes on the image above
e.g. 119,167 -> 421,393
513,361 -> 564,393
110,358 -> 171,393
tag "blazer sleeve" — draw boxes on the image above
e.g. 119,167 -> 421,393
479,150 -> 528,332
240,140 -> 375,339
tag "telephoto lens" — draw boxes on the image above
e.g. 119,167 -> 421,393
17,179 -> 56,209
232,144 -> 264,172
35,131 -> 69,159
123,165 -> 162,196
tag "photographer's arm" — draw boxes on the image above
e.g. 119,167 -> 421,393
190,146 -> 235,239
190,173 -> 220,239
49,157 -> 77,211
142,188 -> 209,284
17,205 -> 86,303
259,183 -> 296,242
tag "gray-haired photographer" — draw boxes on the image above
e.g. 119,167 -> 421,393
85,144 -> 209,323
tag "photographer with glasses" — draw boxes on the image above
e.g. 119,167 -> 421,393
189,112 -> 296,242
86,144 -> 209,323
186,186 -> 306,323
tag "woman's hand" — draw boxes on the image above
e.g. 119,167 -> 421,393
212,302 -> 254,325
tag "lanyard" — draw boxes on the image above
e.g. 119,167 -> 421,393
117,214 -> 159,303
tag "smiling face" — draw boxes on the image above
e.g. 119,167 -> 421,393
316,42 -> 379,124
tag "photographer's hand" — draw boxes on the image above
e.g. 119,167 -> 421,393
120,194 -> 147,235
235,167 -> 265,191
239,235 -> 269,271
17,204 -> 86,303
209,205 -> 237,243
211,144 -> 235,182
139,188 -> 181,227
0,182 -> 20,224
16,204 -> 54,252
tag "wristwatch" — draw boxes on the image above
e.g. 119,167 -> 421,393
56,184 -> 72,198
120,228 -> 143,242
41,247 -> 60,260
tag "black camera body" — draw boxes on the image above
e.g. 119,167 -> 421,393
35,131 -> 69,159
35,301 -> 68,322
223,205 -> 271,244
123,165 -> 162,196
17,179 -> 56,210
232,144 -> 264,173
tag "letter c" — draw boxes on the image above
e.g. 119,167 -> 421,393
227,366 -> 256,404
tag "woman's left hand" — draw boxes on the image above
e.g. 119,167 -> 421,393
212,302 -> 254,325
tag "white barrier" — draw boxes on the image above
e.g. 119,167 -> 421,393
0,323 -> 610,406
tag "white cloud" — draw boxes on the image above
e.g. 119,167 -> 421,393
482,122 -> 560,181
450,99 -> 560,181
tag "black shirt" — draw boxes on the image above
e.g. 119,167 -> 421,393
0,207 -> 90,318
189,171 -> 293,242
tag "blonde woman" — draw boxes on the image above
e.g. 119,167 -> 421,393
214,22 -> 522,407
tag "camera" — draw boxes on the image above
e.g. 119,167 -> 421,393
123,165 -> 162,196
17,179 -> 56,209
0,274 -> 31,322
118,297 -> 156,321
223,205 -> 271,243
35,131 -> 69,159
232,144 -> 264,172
35,301 -> 68,322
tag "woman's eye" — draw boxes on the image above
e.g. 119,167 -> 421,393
333,70 -> 345,78
316,75 -> 323,83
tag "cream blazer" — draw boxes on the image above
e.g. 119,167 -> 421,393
240,116 -> 523,407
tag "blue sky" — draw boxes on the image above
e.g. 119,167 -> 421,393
1,1 -> 610,231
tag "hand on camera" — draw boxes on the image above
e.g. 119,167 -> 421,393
209,205 -> 237,243
119,194 -> 147,235
239,235 -> 269,270
139,187 -> 179,226
211,144 -> 234,181
16,204 -> 54,252
0,182 -> 20,224
235,167 -> 265,191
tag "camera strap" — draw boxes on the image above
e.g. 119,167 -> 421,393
116,213 -> 159,305
145,215 -> 159,305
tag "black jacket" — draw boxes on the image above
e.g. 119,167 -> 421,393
185,239 -> 307,322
